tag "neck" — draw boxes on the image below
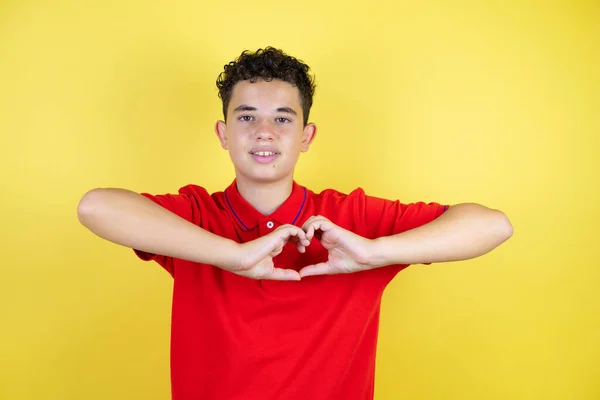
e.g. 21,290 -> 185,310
235,176 -> 294,216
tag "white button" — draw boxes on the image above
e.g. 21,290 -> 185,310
266,221 -> 274,229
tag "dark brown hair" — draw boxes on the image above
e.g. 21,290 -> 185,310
216,47 -> 316,126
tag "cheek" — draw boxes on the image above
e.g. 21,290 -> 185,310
227,131 -> 247,147
283,128 -> 304,143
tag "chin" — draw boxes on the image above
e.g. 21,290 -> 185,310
253,174 -> 288,184
238,169 -> 292,185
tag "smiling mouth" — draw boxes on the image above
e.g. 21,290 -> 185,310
250,151 -> 280,156
250,151 -> 280,164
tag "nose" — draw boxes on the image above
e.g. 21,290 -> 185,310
254,119 -> 276,141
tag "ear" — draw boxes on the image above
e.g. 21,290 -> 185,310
214,120 -> 228,150
301,123 -> 317,152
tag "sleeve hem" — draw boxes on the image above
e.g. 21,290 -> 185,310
133,248 -> 156,261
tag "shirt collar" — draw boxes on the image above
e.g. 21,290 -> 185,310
224,179 -> 308,231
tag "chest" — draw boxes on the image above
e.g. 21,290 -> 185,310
172,259 -> 387,340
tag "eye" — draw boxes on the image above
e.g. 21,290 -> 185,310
239,115 -> 253,122
276,117 -> 291,123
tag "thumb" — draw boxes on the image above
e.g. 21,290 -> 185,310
299,262 -> 331,278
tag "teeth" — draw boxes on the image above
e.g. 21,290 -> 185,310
254,151 -> 276,156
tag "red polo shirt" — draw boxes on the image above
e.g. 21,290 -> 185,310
133,180 -> 448,400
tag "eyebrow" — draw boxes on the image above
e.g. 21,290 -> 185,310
275,107 -> 297,116
232,105 -> 298,116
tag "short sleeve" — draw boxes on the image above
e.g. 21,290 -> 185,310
132,187 -> 202,276
354,189 -> 449,278
361,194 -> 448,238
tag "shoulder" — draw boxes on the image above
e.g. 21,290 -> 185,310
310,186 -> 367,202
176,184 -> 228,201
307,186 -> 370,215
154,184 -> 223,211
176,184 -> 211,197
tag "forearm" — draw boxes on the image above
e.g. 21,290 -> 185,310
371,203 -> 513,266
77,188 -> 238,267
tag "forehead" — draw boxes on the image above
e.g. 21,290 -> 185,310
229,79 -> 302,111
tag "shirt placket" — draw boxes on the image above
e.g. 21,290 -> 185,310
258,216 -> 278,237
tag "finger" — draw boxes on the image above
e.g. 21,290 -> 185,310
303,215 -> 330,226
289,233 -> 306,253
305,224 -> 314,240
302,216 -> 333,239
306,220 -> 330,240
303,218 -> 322,239
289,232 -> 309,251
301,216 -> 319,236
299,262 -> 332,278
288,225 -> 311,247
276,225 -> 308,244
266,267 -> 302,281
291,228 -> 310,248
296,241 -> 306,253
315,219 -> 334,232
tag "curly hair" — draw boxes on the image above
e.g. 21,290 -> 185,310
216,47 -> 316,126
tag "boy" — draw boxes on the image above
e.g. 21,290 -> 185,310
78,47 -> 513,400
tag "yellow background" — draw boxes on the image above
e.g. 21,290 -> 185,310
1,1 -> 598,399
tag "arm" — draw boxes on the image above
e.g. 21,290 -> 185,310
77,188 -> 239,267
298,203 -> 513,277
371,203 -> 513,266
77,188 -> 310,280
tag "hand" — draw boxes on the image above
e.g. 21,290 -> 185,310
299,216 -> 377,278
229,224 -> 311,281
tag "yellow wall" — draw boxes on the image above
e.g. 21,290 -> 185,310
1,1 -> 598,399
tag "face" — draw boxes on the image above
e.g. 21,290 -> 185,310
215,79 -> 317,185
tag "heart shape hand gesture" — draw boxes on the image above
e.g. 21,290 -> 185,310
227,216 -> 377,281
